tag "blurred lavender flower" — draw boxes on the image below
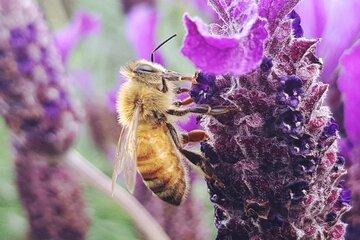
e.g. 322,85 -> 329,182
0,0 -> 89,239
337,41 -> 360,240
338,41 -> 360,150
124,1 -> 164,64
55,10 -> 101,63
187,0 -> 218,21
183,1 -> 349,239
121,0 -> 154,13
16,149 -> 89,240
135,175 -> 210,240
296,0 -> 360,82
85,93 -> 120,160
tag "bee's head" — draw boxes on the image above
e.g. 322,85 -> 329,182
121,59 -> 166,86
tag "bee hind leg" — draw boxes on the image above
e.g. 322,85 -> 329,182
166,122 -> 224,187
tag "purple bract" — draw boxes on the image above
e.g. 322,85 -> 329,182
182,0 -> 268,75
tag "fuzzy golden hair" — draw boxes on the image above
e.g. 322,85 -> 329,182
114,59 -> 188,205
117,60 -> 176,126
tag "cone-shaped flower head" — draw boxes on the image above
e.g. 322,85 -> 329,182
182,1 -> 349,239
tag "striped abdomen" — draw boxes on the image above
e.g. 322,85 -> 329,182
136,123 -> 187,205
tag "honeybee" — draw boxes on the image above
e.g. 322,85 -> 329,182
112,35 -> 227,205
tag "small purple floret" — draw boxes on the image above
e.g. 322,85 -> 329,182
288,10 -> 304,38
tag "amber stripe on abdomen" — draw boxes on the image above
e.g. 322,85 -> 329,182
139,156 -> 186,205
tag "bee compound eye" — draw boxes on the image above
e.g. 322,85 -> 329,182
135,64 -> 156,73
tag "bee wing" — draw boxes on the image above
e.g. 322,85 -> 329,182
112,105 -> 141,194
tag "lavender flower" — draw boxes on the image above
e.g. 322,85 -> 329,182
16,149 -> 89,240
85,96 -> 120,158
0,0 -> 89,239
121,0 -> 154,13
123,0 -> 164,64
55,10 -> 101,63
182,1 -> 349,239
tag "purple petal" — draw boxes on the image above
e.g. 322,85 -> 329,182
189,0 -> 218,20
338,40 -> 360,146
258,0 -> 300,34
208,0 -> 259,28
55,11 -> 101,63
178,115 -> 200,132
181,14 -> 267,75
294,0 -> 327,38
296,0 -> 360,82
318,1 -> 360,81
125,4 -> 164,64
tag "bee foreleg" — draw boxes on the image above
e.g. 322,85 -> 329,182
175,87 -> 190,94
167,105 -> 230,116
166,122 -> 224,187
162,71 -> 198,83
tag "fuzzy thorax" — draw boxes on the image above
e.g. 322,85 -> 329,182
117,59 -> 176,126
116,80 -> 175,126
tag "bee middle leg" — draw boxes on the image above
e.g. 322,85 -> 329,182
166,122 -> 223,186
162,73 -> 197,83
161,78 -> 168,93
173,96 -> 194,107
175,87 -> 190,94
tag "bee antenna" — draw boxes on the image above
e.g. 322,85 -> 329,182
151,34 -> 177,62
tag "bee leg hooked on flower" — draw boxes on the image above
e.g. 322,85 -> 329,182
166,122 -> 224,188
173,96 -> 194,107
162,72 -> 198,83
167,105 -> 231,116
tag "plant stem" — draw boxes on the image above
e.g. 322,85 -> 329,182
64,150 -> 170,240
